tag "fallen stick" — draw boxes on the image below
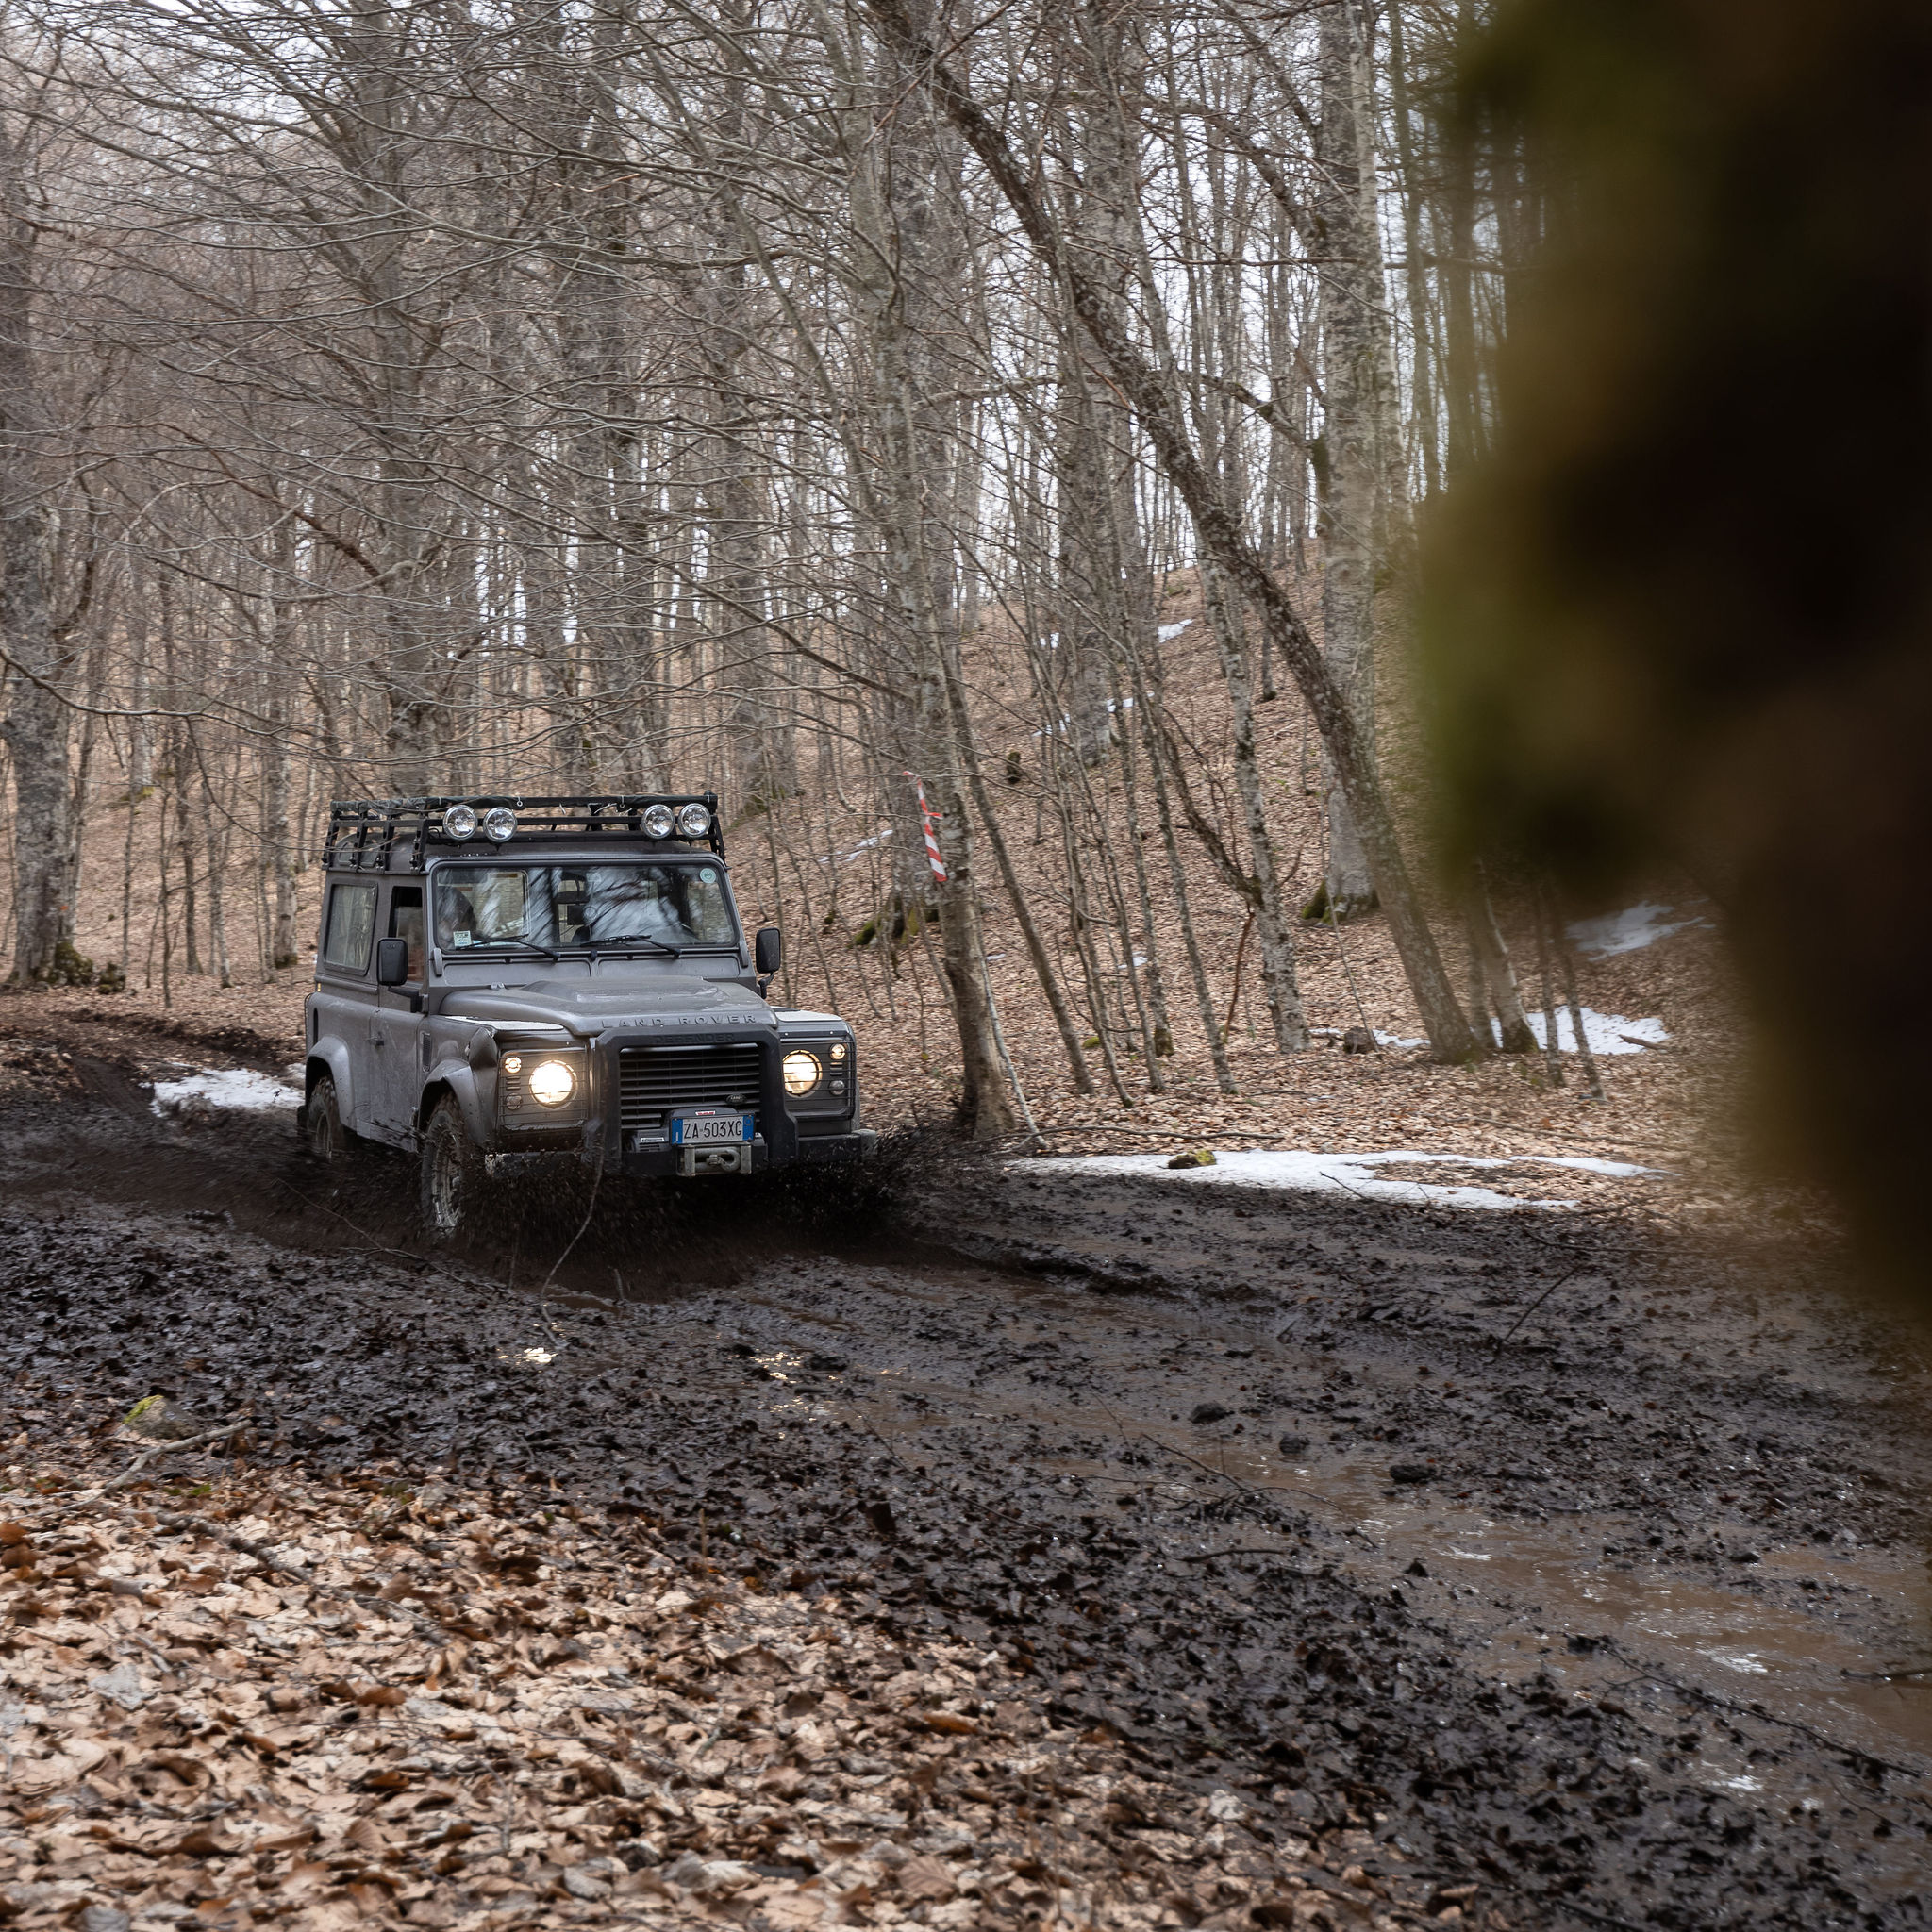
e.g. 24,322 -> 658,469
150,1510 -> 452,1646
69,1420 -> 251,1505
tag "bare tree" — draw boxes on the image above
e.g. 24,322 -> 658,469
0,109 -> 72,983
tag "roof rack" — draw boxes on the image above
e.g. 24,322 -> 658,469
321,795 -> 724,873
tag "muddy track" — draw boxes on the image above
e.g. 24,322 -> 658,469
3,1013 -> 1930,1929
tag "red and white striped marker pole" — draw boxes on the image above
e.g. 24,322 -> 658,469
905,771 -> 947,883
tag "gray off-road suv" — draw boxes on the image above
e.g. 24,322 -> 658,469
301,794 -> 874,1239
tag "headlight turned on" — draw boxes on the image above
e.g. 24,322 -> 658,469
782,1050 -> 821,1096
526,1059 -> 576,1108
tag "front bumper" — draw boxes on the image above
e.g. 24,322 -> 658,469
484,1124 -> 876,1184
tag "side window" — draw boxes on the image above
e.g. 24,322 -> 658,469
322,882 -> 378,974
389,887 -> 425,982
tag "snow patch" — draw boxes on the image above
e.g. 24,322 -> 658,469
1567,902 -> 1709,959
1158,619 -> 1193,641
150,1068 -> 303,1116
1515,1008 -> 1670,1056
1022,1147 -> 1665,1212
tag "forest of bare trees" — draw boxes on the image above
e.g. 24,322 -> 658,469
0,0 -> 1553,1135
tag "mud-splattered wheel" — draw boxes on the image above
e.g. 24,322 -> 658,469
419,1096 -> 479,1243
306,1074 -> 347,1162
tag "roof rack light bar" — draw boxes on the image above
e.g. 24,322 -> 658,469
321,794 -> 724,873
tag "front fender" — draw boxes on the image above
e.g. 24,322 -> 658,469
417,1052 -> 493,1147
305,1041 -> 355,1123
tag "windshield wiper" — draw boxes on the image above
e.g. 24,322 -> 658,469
580,933 -> 681,958
462,939 -> 559,962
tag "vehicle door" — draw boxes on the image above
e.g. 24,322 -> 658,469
314,877 -> 381,1132
371,883 -> 427,1139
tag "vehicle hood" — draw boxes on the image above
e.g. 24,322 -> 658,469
440,975 -> 774,1039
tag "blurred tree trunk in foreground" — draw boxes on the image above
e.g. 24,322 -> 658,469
1423,0 -> 1932,1300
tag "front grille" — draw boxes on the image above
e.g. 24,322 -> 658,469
618,1042 -> 764,1134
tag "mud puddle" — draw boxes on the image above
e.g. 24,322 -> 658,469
767,1260 -> 1932,1769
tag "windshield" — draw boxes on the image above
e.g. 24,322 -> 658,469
433,863 -> 740,953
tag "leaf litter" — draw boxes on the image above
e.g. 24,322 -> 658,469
2,1451 -> 1374,1932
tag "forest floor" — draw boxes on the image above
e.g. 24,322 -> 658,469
3,1005 -> 1929,1932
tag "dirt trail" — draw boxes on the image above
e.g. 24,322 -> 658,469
4,1011 -> 1930,1929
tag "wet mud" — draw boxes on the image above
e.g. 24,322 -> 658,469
4,1011 -> 1930,1928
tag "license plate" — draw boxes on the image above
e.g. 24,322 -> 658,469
672,1110 -> 751,1146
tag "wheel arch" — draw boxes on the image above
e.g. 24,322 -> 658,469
305,1043 -> 352,1108
417,1062 -> 491,1144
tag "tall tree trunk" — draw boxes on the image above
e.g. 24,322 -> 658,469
1202,561 -> 1309,1051
1467,870 -> 1535,1052
1315,0 -> 1402,919
1387,0 -> 1441,499
693,10 -> 792,814
0,130 -> 70,985
1441,0 -> 1485,478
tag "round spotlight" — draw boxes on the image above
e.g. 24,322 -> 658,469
501,1053 -> 524,1074
641,803 -> 675,839
442,803 -> 478,839
526,1059 -> 575,1108
782,1050 -> 821,1096
829,1041 -> 847,1062
482,806 -> 517,842
675,802 -> 711,839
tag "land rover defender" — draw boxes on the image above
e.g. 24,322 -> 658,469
301,794 -> 875,1239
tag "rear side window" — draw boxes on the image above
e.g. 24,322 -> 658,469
323,882 -> 378,973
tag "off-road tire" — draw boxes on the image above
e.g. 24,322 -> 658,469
305,1074 -> 347,1162
419,1096 -> 480,1244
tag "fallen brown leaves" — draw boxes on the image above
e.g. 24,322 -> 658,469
1,1444 -> 1453,1932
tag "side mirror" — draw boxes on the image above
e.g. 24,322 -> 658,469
375,937 -> 410,987
754,925 -> 783,977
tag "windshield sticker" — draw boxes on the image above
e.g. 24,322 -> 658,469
699,867 -> 718,884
